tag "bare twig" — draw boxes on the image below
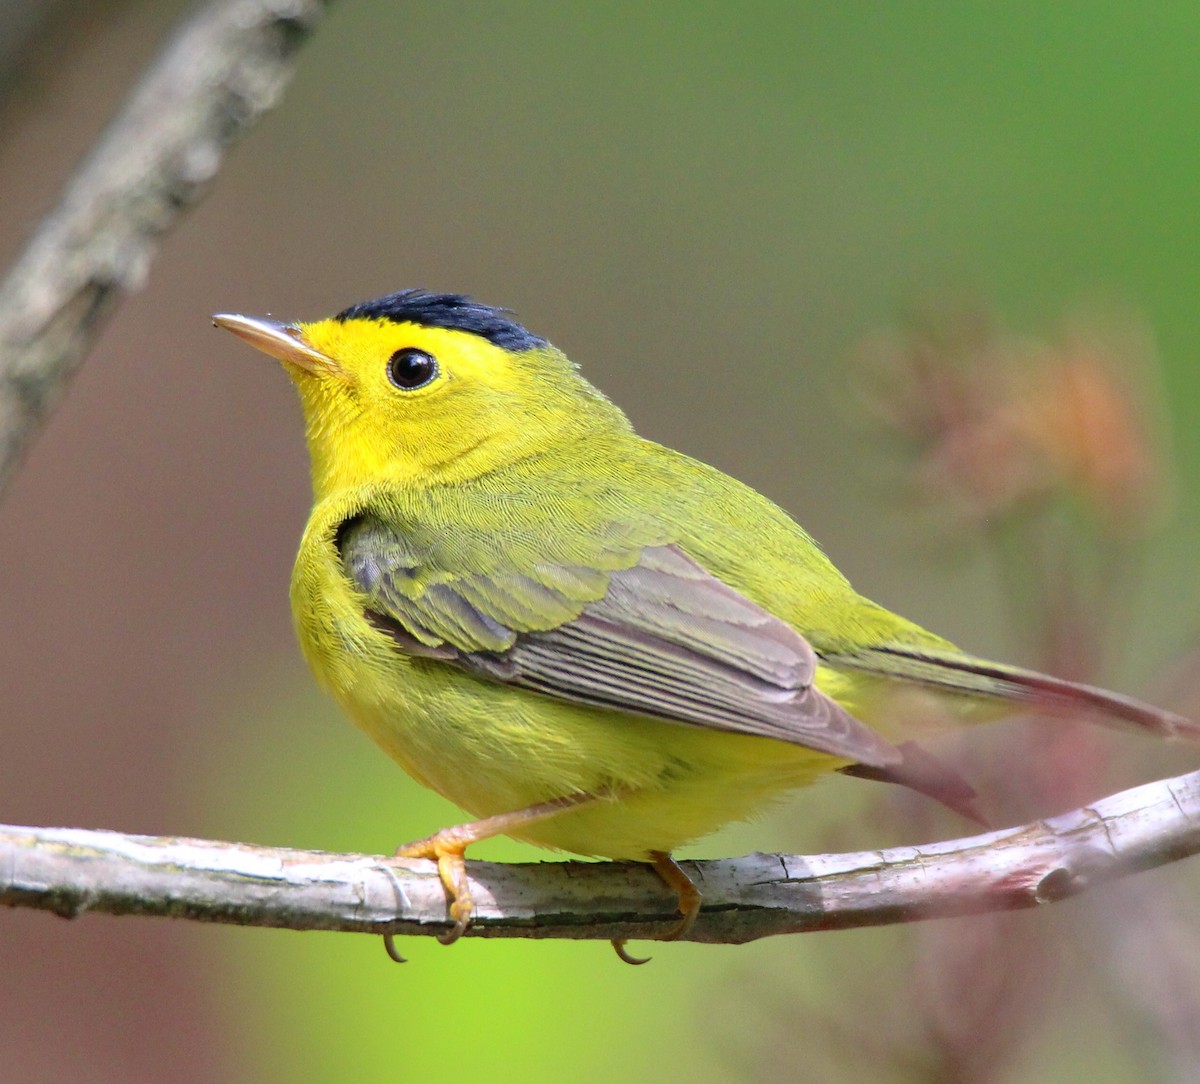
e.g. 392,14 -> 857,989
4,769 -> 1199,946
0,0 -> 329,498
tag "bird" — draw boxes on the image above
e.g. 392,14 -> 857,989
213,289 -> 1194,961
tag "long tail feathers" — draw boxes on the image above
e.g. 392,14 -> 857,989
827,644 -> 1200,742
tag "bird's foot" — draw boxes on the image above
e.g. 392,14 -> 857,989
611,851 -> 702,965
395,829 -> 477,944
391,792 -> 598,951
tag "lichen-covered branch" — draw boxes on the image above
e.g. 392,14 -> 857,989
4,768 -> 1198,946
0,0 -> 329,498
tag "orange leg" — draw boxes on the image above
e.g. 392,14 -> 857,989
394,792 -> 597,945
611,851 -> 702,965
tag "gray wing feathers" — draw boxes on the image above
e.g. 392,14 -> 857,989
343,520 -> 898,767
601,548 -> 809,686
460,547 -> 896,764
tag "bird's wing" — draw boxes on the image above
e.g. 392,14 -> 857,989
339,515 -> 899,767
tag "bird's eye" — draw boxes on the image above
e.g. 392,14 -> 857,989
387,348 -> 439,390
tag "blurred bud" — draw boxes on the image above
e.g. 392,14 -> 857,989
856,306 -> 1168,538
1019,329 -> 1163,533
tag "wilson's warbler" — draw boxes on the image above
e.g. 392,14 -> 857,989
214,291 -> 1192,958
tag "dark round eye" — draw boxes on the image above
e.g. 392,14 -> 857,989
387,348 -> 439,390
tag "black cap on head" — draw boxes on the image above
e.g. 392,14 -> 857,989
335,289 -> 546,351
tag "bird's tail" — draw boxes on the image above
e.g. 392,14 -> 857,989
825,644 -> 1200,741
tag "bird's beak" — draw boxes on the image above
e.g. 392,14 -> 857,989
211,313 -> 341,376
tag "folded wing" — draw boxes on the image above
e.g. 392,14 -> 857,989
339,517 -> 899,768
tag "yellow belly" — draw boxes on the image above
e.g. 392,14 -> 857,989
330,650 -> 846,859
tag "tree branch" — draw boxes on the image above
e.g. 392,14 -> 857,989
0,0 -> 330,498
4,768 -> 1199,946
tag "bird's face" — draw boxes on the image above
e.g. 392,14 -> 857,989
215,307 -> 622,498
294,315 -> 524,493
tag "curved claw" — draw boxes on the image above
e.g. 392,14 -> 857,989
611,938 -> 653,965
382,933 -> 408,963
437,899 -> 475,945
608,852 -> 702,964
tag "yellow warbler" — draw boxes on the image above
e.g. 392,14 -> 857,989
214,290 -> 1191,959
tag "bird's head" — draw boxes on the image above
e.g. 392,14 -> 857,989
214,290 -> 628,498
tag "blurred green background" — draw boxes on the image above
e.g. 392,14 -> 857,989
3,2 -> 1200,1081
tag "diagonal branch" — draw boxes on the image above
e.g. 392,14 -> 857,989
4,768 -> 1199,946
0,0 -> 330,499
